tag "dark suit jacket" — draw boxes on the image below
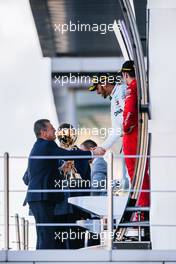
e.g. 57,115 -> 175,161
25,138 -> 91,204
72,158 -> 91,197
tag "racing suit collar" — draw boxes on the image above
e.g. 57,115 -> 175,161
128,79 -> 136,88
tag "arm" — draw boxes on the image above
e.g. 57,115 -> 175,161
101,112 -> 123,150
49,141 -> 92,159
49,141 -> 105,157
123,87 -> 137,134
22,170 -> 29,185
102,85 -> 125,150
101,131 -> 121,150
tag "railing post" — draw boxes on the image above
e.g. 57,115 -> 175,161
14,214 -> 21,250
25,220 -> 29,250
21,218 -> 25,250
107,152 -> 113,252
4,152 -> 9,250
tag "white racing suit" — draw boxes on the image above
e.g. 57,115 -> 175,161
101,83 -> 129,189
102,83 -> 126,150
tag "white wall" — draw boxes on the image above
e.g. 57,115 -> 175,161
0,0 -> 58,156
148,0 -> 176,249
0,0 -> 58,249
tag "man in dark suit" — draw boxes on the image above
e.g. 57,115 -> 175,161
25,119 -> 105,249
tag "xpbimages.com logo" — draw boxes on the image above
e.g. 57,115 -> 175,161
54,229 -> 114,244
54,21 -> 114,35
55,126 -> 122,140
54,73 -> 122,86
54,178 -> 120,190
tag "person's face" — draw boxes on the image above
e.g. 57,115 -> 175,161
122,72 -> 130,85
96,83 -> 109,98
42,122 -> 56,141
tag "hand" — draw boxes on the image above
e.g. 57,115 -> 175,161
92,147 -> 106,156
61,161 -> 74,175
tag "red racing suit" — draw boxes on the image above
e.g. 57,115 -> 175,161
123,79 -> 150,207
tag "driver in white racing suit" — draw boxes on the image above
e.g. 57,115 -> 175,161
88,73 -> 129,189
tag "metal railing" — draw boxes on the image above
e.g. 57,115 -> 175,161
11,214 -> 29,250
4,152 -> 9,250
14,214 -> 20,250
2,152 -> 115,250
1,151 -> 147,251
2,152 -> 176,252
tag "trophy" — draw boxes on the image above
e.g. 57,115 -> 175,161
57,125 -> 82,180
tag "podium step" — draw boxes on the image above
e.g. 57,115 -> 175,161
113,241 -> 151,249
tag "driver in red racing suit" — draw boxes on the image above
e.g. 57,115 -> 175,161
121,60 -> 150,207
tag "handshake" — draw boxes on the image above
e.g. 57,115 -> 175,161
91,147 -> 106,156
